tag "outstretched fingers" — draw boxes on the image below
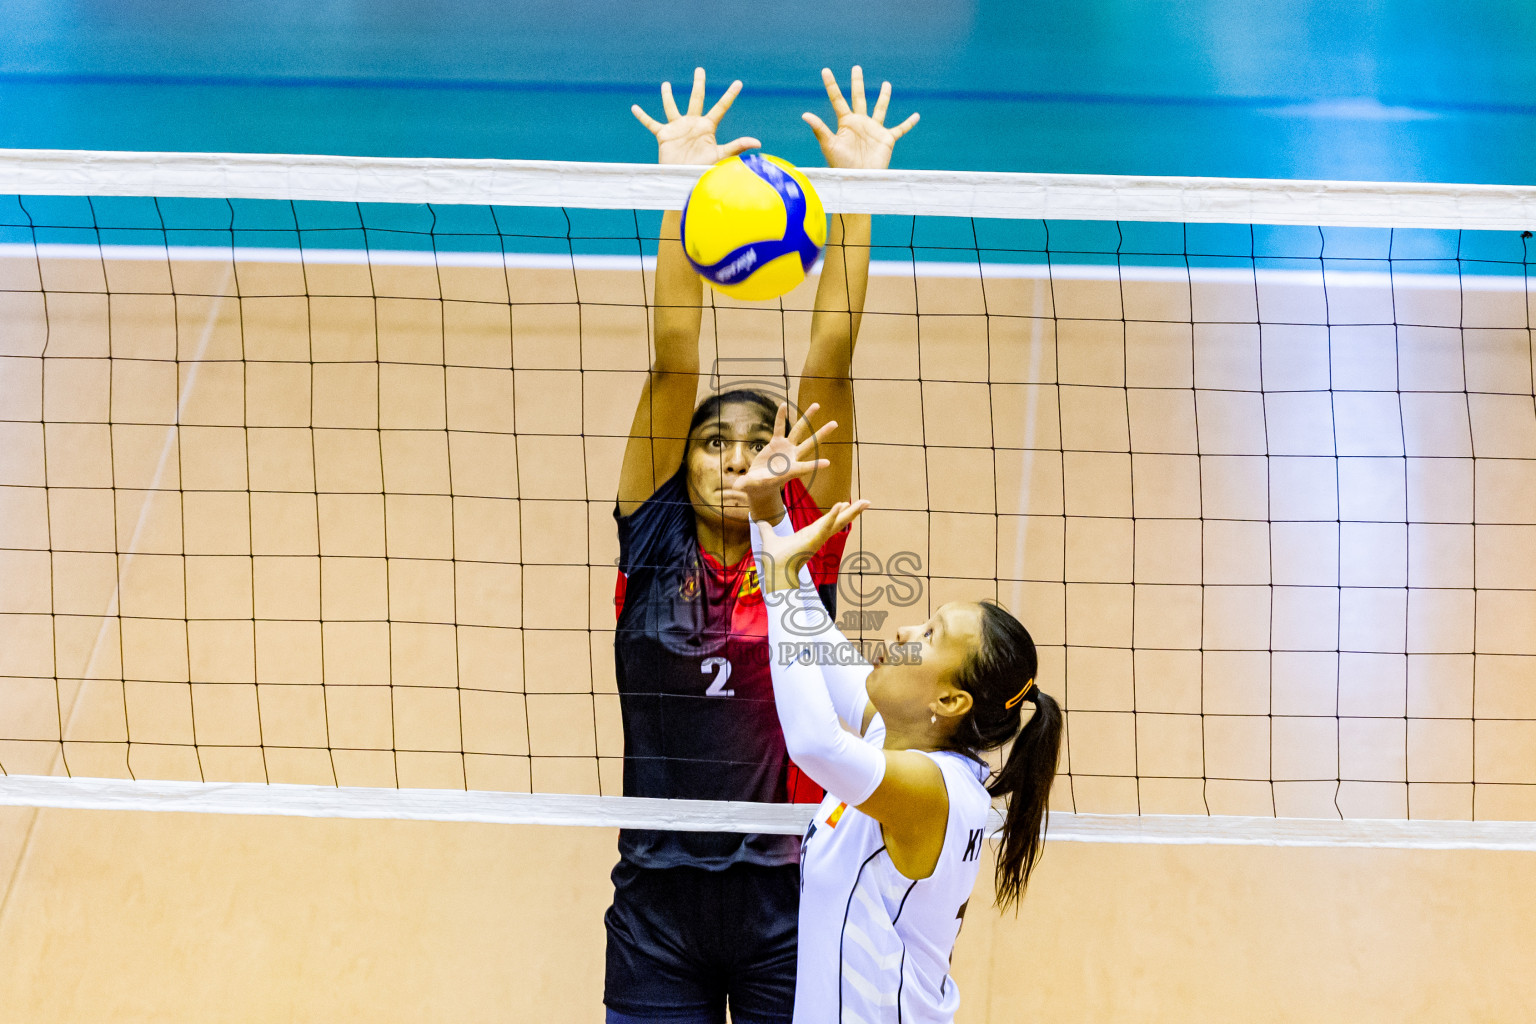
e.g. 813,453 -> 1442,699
889,111 -> 920,140
801,501 -> 867,544
872,81 -> 891,124
850,66 -> 867,115
660,80 -> 682,121
802,111 -> 835,147
631,104 -> 663,135
704,79 -> 743,124
826,500 -> 871,535
772,402 -> 791,440
785,402 -> 819,444
717,136 -> 759,158
794,420 -> 838,463
686,67 -> 707,116
762,500 -> 869,580
821,67 -> 852,119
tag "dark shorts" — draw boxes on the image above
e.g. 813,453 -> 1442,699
603,860 -> 798,1024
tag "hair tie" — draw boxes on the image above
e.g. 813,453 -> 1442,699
1004,677 -> 1036,709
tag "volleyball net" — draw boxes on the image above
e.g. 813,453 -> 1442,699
1,148 -> 1534,850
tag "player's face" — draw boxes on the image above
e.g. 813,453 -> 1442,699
685,403 -> 774,528
865,602 -> 983,727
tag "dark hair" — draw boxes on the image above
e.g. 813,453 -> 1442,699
686,388 -> 780,446
944,600 -> 1062,911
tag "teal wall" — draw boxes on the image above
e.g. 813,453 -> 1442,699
4,1 -> 1536,183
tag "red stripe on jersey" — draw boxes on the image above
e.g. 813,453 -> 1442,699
783,477 -> 850,586
786,762 -> 823,804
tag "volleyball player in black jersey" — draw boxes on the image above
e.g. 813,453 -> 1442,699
605,67 -> 918,1024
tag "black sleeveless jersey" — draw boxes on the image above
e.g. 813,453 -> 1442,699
613,468 -> 847,869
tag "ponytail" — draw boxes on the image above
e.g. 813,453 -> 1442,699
945,601 -> 1063,911
987,689 -> 1062,910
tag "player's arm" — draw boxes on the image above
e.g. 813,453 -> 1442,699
751,501 -> 950,880
797,67 -> 919,510
735,404 -> 875,729
620,69 -> 760,516
617,208 -> 703,517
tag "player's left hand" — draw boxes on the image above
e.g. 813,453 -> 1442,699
803,66 -> 920,171
755,499 -> 870,593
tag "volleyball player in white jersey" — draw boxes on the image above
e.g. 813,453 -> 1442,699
731,406 -> 1064,1023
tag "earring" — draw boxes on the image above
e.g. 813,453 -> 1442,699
930,712 -> 937,725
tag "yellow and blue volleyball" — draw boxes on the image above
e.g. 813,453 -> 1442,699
681,153 -> 827,302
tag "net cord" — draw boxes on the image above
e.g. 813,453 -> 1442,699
0,775 -> 1532,850
4,148 -> 1536,229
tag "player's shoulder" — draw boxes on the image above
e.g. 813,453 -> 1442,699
618,469 -> 690,524
930,750 -> 992,812
617,471 -> 693,567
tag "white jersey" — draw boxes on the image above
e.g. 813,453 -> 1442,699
793,715 -> 993,1024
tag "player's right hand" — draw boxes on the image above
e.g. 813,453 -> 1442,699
732,402 -> 835,512
632,67 -> 761,166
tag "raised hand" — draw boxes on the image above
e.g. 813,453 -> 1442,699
802,66 -> 920,171
756,500 -> 870,593
632,67 -> 761,166
734,402 -> 837,512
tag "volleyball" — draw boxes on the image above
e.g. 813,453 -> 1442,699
681,152 -> 827,301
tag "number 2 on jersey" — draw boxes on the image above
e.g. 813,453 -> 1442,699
701,656 -> 734,697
